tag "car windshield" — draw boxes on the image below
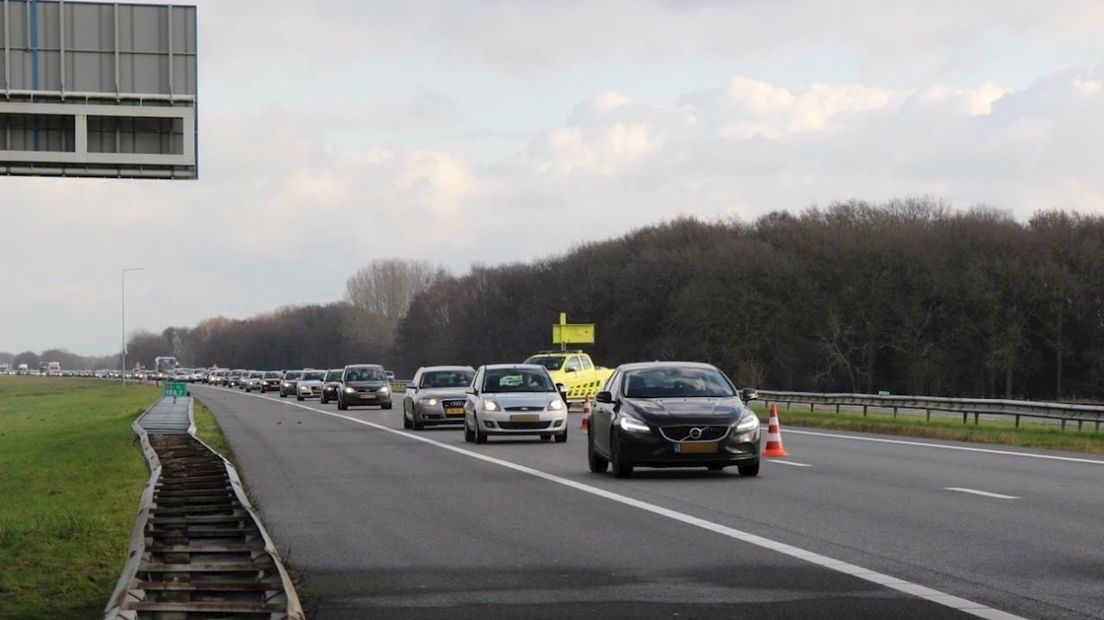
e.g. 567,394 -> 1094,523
622,367 -> 736,399
524,355 -> 565,371
264,371 -> 281,378
285,371 -> 302,380
419,370 -> 474,388
325,370 -> 343,381
483,368 -> 554,393
345,367 -> 387,382
302,371 -> 325,381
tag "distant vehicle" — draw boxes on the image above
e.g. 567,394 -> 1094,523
243,371 -> 264,392
173,368 -> 191,383
47,361 -> 61,375
320,368 -> 344,404
261,371 -> 283,392
279,370 -> 303,398
524,351 -> 613,402
587,362 -> 762,479
464,364 -> 567,444
210,369 -> 230,386
402,366 -> 476,430
228,369 -> 246,388
39,362 -> 49,375
386,370 -> 396,381
17,363 -> 29,375
337,364 -> 392,410
0,363 -> 8,375
296,370 -> 326,401
154,356 -> 178,380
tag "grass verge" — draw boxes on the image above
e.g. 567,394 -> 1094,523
0,376 -> 158,620
751,404 -> 1104,455
192,398 -> 235,462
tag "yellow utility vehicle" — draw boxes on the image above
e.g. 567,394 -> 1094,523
524,351 -> 614,402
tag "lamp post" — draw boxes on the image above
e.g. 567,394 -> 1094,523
121,267 -> 144,386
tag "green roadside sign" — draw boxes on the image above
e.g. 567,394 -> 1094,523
163,382 -> 188,397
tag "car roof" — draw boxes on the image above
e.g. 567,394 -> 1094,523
481,364 -> 547,371
418,365 -> 476,372
616,361 -> 722,372
344,364 -> 383,369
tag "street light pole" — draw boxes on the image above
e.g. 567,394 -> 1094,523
121,267 -> 144,386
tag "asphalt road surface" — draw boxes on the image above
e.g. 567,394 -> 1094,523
194,385 -> 1104,619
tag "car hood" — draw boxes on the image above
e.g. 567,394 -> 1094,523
624,397 -> 745,425
486,392 -> 559,408
417,387 -> 470,399
299,379 -> 323,387
346,381 -> 389,389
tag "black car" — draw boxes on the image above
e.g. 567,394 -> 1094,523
587,362 -> 761,478
280,370 -> 303,398
261,371 -> 283,392
337,364 -> 392,410
320,368 -> 343,404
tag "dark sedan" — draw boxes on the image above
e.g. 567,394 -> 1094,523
261,371 -> 283,392
587,362 -> 761,478
320,368 -> 344,404
279,370 -> 303,398
337,364 -> 392,410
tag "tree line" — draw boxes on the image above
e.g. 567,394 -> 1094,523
7,199 -> 1104,401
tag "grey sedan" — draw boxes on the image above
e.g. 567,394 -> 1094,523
402,366 -> 476,430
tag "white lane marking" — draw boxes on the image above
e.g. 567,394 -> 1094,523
212,388 -> 1024,620
944,487 -> 1019,500
784,429 -> 1104,466
769,459 -> 812,467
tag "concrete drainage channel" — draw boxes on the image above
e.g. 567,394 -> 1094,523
105,396 -> 304,619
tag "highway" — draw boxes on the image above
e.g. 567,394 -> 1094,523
193,384 -> 1104,619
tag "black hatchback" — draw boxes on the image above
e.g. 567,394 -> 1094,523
587,362 -> 761,478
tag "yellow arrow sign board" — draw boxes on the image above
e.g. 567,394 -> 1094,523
553,323 -> 595,344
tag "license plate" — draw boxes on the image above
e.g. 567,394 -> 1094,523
676,442 -> 718,454
510,414 -> 540,422
446,407 -> 464,416
360,394 -> 375,400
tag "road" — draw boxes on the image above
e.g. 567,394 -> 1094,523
193,384 -> 1104,619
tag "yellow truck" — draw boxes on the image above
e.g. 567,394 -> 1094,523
524,351 -> 614,402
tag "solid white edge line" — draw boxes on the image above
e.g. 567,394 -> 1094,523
944,487 -> 1020,500
783,428 -> 1104,466
216,388 -> 1025,620
769,459 -> 812,467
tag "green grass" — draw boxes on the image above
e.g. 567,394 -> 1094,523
751,404 -> 1104,454
0,376 -> 158,620
192,398 -> 234,462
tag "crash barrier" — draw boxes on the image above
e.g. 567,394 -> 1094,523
758,390 -> 1104,432
105,397 -> 304,619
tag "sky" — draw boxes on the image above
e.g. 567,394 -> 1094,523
3,0 -> 1104,356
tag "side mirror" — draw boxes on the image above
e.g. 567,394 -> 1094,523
595,391 -> 614,404
409,384 -> 418,392
741,388 -> 759,402
564,367 -> 576,373
466,388 -> 478,396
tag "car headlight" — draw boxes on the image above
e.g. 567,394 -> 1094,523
378,386 -> 390,394
735,412 -> 762,433
618,416 -> 651,433
282,382 -> 289,387
344,386 -> 355,394
547,399 -> 563,411
421,398 -> 439,406
483,401 -> 499,412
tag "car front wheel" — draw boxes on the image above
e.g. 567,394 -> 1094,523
587,431 -> 609,473
738,461 -> 760,477
610,432 -> 633,478
464,417 -> 475,442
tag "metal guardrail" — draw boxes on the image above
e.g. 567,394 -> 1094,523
758,390 -> 1104,432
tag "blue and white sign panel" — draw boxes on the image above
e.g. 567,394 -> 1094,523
0,1 -> 197,179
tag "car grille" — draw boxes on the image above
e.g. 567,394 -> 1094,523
357,387 -> 377,393
498,421 -> 552,430
505,406 -> 543,412
659,425 -> 730,442
442,399 -> 466,408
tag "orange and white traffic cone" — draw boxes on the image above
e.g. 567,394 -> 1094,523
580,397 -> 592,430
762,403 -> 790,457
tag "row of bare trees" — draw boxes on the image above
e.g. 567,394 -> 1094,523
394,199 -> 1104,400
9,200 -> 1104,401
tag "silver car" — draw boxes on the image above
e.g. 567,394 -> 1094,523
402,365 -> 476,430
297,369 -> 326,400
243,371 -> 264,392
464,364 -> 568,444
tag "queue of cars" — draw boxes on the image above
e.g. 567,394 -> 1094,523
208,359 -> 765,479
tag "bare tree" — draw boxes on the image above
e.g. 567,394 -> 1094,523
344,259 -> 439,352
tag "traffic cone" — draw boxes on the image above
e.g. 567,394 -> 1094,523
762,403 -> 790,457
580,397 -> 592,430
